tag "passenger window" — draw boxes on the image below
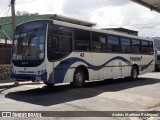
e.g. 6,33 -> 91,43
75,29 -> 90,51
149,42 -> 154,55
141,41 -> 149,54
107,36 -> 120,52
92,32 -> 106,52
132,39 -> 141,53
120,38 -> 131,53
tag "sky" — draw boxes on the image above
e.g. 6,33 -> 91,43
1,0 -> 160,38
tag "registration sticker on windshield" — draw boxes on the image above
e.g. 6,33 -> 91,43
17,55 -> 22,60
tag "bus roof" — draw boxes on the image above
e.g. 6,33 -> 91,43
16,19 -> 153,42
50,14 -> 96,27
53,20 -> 153,42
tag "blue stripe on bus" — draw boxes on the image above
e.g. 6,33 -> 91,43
50,57 -> 153,84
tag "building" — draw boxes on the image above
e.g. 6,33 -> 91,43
0,39 -> 12,44
102,27 -> 138,36
0,14 -> 53,39
131,0 -> 160,13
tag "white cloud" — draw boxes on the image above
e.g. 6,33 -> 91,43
15,0 -> 64,15
121,2 -> 160,37
0,0 -> 11,17
62,0 -> 130,20
90,6 -> 124,28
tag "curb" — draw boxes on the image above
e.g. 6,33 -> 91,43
0,80 -> 13,83
0,81 -> 43,89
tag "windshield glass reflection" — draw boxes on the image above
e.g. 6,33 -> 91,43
13,30 -> 45,60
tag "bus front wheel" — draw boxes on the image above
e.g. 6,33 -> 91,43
131,66 -> 138,80
72,68 -> 85,88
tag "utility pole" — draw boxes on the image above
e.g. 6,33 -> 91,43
11,0 -> 16,35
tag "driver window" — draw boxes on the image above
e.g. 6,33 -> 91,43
27,37 -> 40,59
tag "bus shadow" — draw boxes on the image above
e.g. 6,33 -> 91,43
5,77 -> 160,106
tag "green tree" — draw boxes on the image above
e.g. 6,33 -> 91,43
16,11 -> 39,16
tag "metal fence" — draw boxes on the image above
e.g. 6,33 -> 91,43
0,44 -> 12,80
0,48 -> 12,64
0,65 -> 11,80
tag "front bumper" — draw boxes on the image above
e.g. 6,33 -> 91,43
11,72 -> 47,81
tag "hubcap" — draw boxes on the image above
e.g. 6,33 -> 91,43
76,73 -> 83,83
133,69 -> 137,79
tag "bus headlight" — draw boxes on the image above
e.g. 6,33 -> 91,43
35,71 -> 41,75
41,70 -> 46,74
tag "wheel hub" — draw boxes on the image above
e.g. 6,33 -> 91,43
76,73 -> 83,83
133,69 -> 137,78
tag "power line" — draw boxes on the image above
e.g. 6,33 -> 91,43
5,5 -> 11,17
15,0 -> 37,5
0,6 -> 11,23
0,0 -> 11,15
1,6 -> 11,19
16,0 -> 34,2
0,7 -> 9,15
0,6 -> 11,40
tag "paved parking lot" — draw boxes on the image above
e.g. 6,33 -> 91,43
0,72 -> 160,120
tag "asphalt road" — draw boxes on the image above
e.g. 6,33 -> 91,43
0,73 -> 160,120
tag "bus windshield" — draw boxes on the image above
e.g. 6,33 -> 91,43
13,29 -> 45,60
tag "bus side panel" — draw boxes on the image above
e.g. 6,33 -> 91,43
65,61 -> 91,83
65,68 -> 75,83
92,53 -> 132,80
92,53 -> 107,80
121,54 -> 130,78
139,55 -> 154,75
112,60 -> 122,79
49,53 -> 154,84
104,67 -> 113,79
52,52 -> 92,83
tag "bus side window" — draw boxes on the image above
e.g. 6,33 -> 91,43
149,41 -> 154,55
107,36 -> 120,53
92,32 -> 106,52
141,41 -> 149,54
48,25 -> 72,61
132,39 -> 141,54
120,37 -> 131,53
74,29 -> 90,51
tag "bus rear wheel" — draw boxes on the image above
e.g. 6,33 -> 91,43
131,66 -> 138,80
72,68 -> 85,88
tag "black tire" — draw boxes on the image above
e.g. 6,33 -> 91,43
131,66 -> 138,80
44,81 -> 54,87
72,68 -> 86,88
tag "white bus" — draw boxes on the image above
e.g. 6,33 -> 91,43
11,19 -> 154,87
